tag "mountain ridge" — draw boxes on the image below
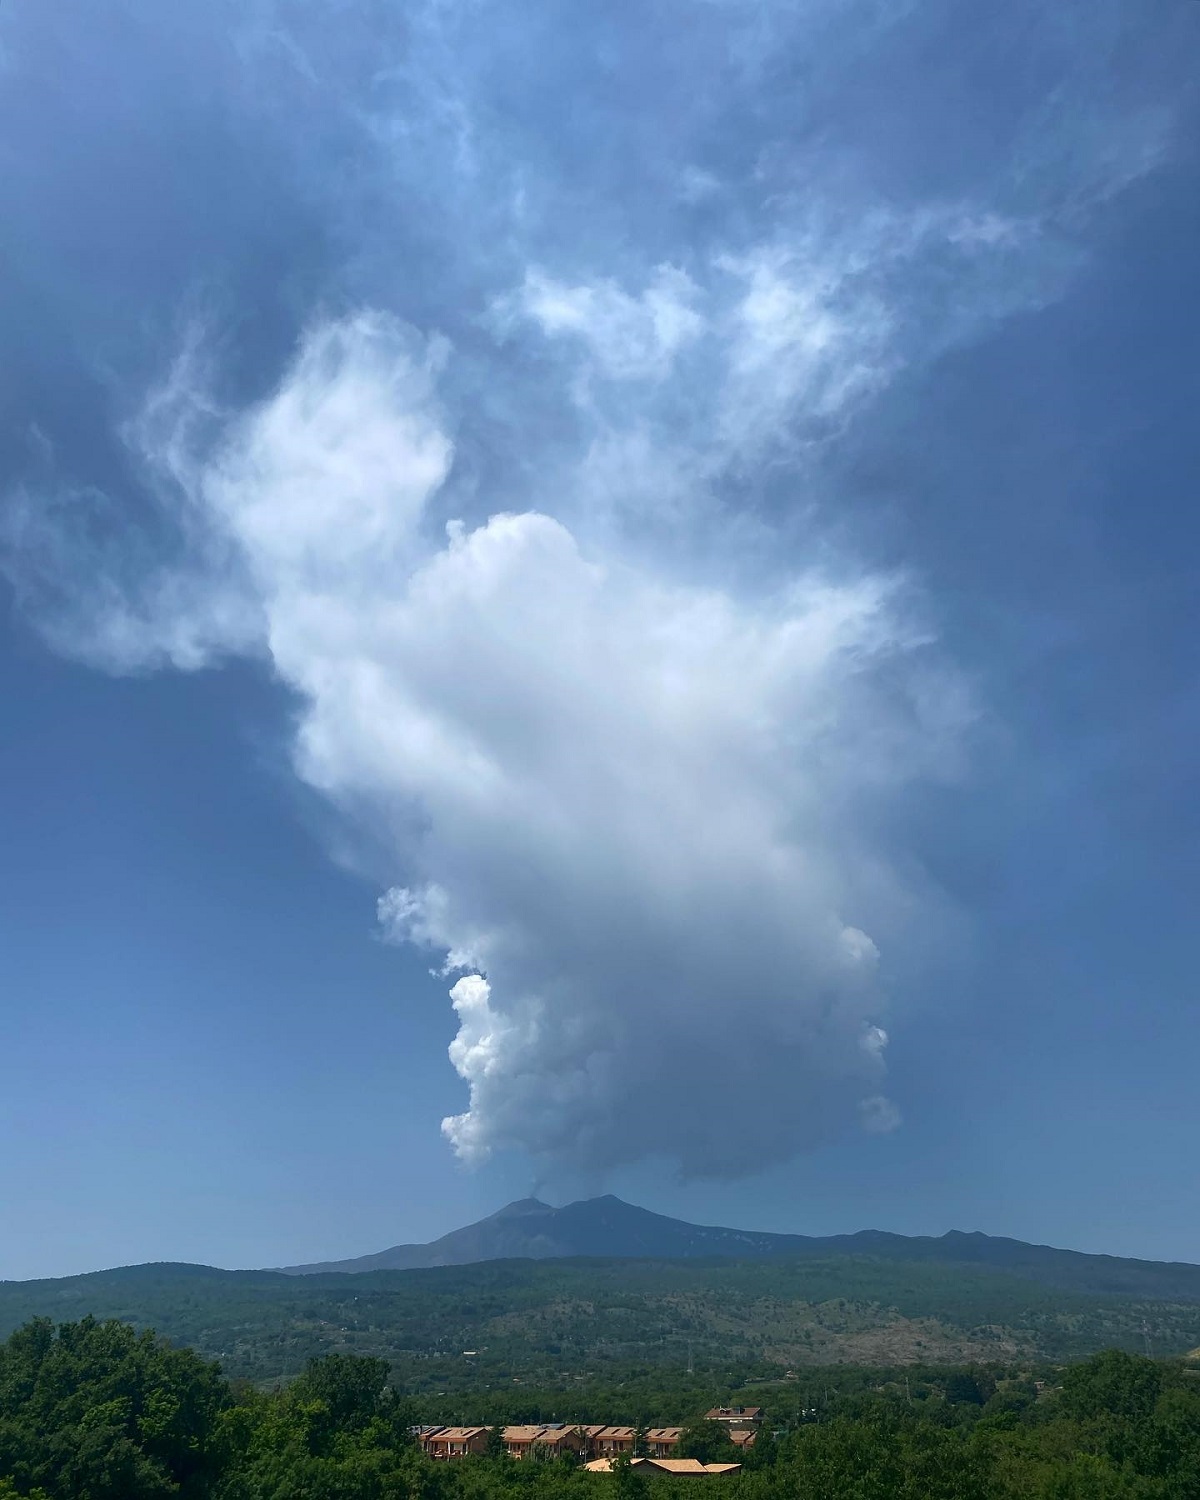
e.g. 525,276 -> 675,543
275,1194 -> 1200,1302
5,1197 -> 1200,1381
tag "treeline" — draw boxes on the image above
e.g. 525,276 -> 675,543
6,1257 -> 1200,1386
1,1316 -> 1199,1498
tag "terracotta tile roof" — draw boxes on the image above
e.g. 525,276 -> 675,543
585,1458 -> 741,1476
503,1426 -> 547,1441
431,1427 -> 486,1442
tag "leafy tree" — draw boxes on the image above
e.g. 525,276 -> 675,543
743,1423 -> 777,1469
610,1451 -> 647,1500
0,1317 -> 228,1500
484,1424 -> 506,1459
674,1420 -> 738,1464
944,1371 -> 987,1406
211,1377 -> 417,1500
0,1481 -> 47,1500
1060,1350 -> 1163,1423
289,1354 -> 392,1434
976,1386 -> 1035,1432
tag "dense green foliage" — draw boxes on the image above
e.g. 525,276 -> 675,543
3,1257 -> 1198,1388
0,1317 -> 228,1498
2,1319 -> 1200,1499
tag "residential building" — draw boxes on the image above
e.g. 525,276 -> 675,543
424,1427 -> 489,1459
646,1460 -> 742,1477
592,1427 -> 637,1456
584,1458 -> 741,1477
705,1406 -> 762,1426
536,1425 -> 593,1458
418,1411 -> 760,1462
502,1426 -> 548,1459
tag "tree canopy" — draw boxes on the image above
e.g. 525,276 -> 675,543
2,1319 -> 1199,1498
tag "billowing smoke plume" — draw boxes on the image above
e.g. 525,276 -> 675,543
2,0 -> 1182,1177
17,307 -> 965,1176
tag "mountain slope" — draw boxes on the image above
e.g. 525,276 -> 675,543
278,1194 -> 1200,1302
5,1253 -> 1200,1386
277,1195 -> 815,1274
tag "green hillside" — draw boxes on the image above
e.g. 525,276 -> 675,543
3,1255 -> 1199,1388
4,1316 -> 1200,1500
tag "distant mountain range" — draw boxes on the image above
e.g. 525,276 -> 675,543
5,1195 -> 1200,1383
278,1194 -> 1200,1302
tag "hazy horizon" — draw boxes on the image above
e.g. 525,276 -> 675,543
7,1187 -> 1200,1287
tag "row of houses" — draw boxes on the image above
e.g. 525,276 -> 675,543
416,1411 -> 761,1463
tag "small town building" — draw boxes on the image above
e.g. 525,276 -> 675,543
705,1406 -> 762,1426
536,1425 -> 593,1457
503,1426 -> 548,1458
419,1413 -> 758,1463
424,1427 -> 489,1459
646,1459 -> 742,1476
584,1458 -> 741,1477
592,1427 -> 636,1456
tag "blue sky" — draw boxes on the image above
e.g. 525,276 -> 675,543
2,1 -> 1199,1280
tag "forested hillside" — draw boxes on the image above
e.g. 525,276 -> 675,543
3,1256 -> 1199,1389
2,1317 -> 1199,1499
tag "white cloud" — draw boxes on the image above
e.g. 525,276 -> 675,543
503,202 -> 1059,484
510,265 -> 704,383
206,313 -> 452,591
37,311 -> 957,1176
715,243 -> 896,452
